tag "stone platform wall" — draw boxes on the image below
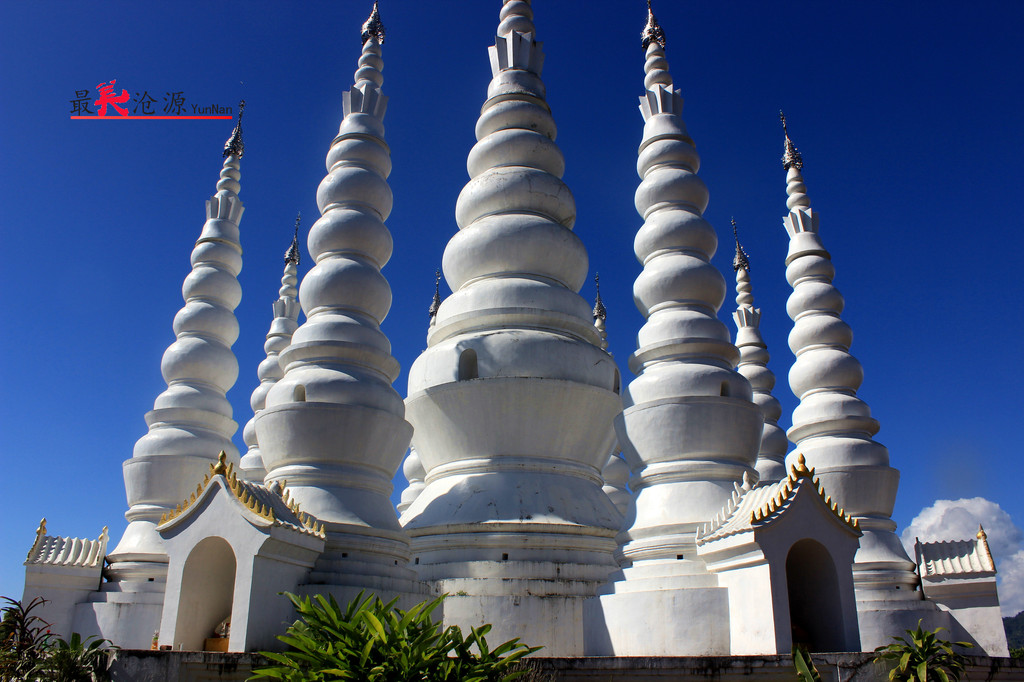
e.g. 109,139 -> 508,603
110,650 -> 1024,682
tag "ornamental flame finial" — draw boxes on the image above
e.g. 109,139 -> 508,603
361,1 -> 385,45
780,110 -> 803,171
791,453 -> 813,478
285,213 -> 301,265
732,218 -> 750,272
641,0 -> 666,49
212,450 -> 228,476
223,100 -> 245,158
977,525 -> 995,570
428,269 -> 442,319
593,273 -> 607,321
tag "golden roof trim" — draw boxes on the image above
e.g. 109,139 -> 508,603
744,456 -> 859,533
157,452 -> 325,538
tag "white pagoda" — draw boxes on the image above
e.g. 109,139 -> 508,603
22,0 -> 1009,659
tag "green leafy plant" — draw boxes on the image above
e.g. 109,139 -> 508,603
873,620 -> 972,682
35,631 -> 119,682
1010,646 -> 1024,659
1,597 -> 119,682
792,644 -> 822,682
251,592 -> 540,682
1,596 -> 54,680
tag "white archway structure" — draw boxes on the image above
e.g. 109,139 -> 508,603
174,537 -> 236,651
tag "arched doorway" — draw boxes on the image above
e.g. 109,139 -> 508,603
173,537 -> 236,651
786,539 -> 847,652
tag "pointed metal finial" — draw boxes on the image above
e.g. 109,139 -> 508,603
223,100 -> 245,158
592,273 -> 607,321
641,0 -> 666,49
212,450 -> 228,476
780,110 -> 803,171
428,269 -> 441,319
977,525 -> 995,571
285,213 -> 301,265
361,1 -> 385,45
731,218 -> 750,272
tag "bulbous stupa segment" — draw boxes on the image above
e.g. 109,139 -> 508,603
412,1 -> 613,390
402,1 -> 622,653
107,121 -> 246,577
240,220 -> 303,482
779,118 -> 920,602
255,16 -> 415,583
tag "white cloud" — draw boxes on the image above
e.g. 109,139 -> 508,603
996,551 -> 1024,619
901,497 -> 1024,617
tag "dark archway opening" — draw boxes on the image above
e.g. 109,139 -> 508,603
786,539 -> 848,652
458,348 -> 478,380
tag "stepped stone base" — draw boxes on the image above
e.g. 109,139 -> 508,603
74,588 -> 164,651
107,651 -> 1024,682
584,586 -> 730,656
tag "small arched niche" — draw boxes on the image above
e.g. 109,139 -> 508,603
458,348 -> 478,381
786,539 -> 847,652
173,536 -> 236,651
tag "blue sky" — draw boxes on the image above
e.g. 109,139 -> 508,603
2,1 -> 1022,608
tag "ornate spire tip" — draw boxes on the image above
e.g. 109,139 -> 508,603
592,273 -> 607,321
361,1 -> 385,45
731,218 -> 750,272
428,269 -> 442,318
223,100 -> 245,158
641,1 -> 666,49
780,110 -> 803,171
285,213 -> 301,265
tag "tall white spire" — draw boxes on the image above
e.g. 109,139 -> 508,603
239,216 -> 302,483
588,10 -> 763,656
779,113 -> 924,625
106,104 -> 247,579
615,6 -> 759,570
402,0 -> 621,654
255,4 -> 416,587
731,220 -> 787,483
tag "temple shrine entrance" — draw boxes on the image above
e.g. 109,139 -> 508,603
173,536 -> 236,651
786,539 -> 847,652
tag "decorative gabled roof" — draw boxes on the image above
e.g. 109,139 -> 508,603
915,526 -> 996,578
158,452 -> 325,539
696,455 -> 860,545
24,519 -> 108,568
